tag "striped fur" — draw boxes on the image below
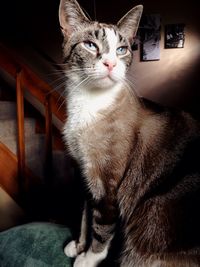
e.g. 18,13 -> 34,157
59,0 -> 200,266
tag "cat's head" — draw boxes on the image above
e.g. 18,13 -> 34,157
59,0 -> 143,91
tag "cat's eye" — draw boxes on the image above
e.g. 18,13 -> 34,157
83,41 -> 98,52
116,46 -> 128,56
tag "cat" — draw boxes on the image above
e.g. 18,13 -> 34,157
59,0 -> 200,266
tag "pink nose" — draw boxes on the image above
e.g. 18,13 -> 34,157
103,60 -> 116,71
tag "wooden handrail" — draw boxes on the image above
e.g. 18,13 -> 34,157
0,44 -> 66,123
16,71 -> 25,185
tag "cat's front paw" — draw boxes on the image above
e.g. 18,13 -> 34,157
64,240 -> 78,258
73,250 -> 104,267
73,252 -> 87,267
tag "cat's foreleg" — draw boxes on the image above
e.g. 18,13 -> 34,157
64,201 -> 88,258
74,199 -> 117,267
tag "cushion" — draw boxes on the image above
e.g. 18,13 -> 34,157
0,222 -> 73,267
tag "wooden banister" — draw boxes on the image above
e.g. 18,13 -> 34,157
0,44 -> 66,123
16,71 -> 25,186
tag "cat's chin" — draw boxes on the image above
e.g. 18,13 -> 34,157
93,76 -> 119,90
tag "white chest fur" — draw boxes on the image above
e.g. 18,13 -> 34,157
63,83 -> 123,159
65,83 -> 123,130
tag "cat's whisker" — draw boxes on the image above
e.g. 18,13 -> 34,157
56,95 -> 67,112
65,67 -> 94,72
49,75 -> 68,87
46,70 -> 66,75
48,71 -> 89,94
69,76 -> 92,92
55,87 -> 67,107
123,79 -> 138,100
46,77 -> 68,95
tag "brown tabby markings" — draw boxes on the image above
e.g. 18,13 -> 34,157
59,0 -> 200,266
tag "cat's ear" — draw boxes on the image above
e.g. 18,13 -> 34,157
59,0 -> 90,39
117,5 -> 143,43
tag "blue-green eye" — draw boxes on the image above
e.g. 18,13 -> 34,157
116,46 -> 128,55
83,41 -> 98,52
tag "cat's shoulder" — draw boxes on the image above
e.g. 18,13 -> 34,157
140,97 -> 186,115
140,97 -> 200,134
141,97 -> 200,120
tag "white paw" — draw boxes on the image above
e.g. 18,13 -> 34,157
73,249 -> 106,267
74,252 -> 87,267
64,240 -> 78,258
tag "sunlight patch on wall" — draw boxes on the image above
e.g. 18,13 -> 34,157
132,26 -> 200,105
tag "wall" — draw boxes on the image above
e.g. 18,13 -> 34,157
130,0 -> 200,114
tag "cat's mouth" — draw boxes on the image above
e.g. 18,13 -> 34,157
92,69 -> 120,88
95,74 -> 118,88
90,73 -> 117,89
99,72 -> 117,83
102,75 -> 113,81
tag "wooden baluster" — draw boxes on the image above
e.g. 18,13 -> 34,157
44,94 -> 53,184
16,70 -> 25,193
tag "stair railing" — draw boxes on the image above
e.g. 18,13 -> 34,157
16,70 -> 25,188
0,44 -> 66,195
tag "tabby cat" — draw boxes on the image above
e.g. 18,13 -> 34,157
59,0 -> 200,266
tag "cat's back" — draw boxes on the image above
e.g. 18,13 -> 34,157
118,98 -> 200,267
141,97 -> 200,141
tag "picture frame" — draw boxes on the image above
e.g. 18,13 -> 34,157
165,24 -> 185,48
140,14 -> 161,61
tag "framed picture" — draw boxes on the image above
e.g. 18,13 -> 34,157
140,14 -> 161,61
165,24 -> 185,48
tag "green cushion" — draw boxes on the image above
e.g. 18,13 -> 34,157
0,222 -> 73,267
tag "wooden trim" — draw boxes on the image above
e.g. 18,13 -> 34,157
0,142 -> 41,202
16,71 -> 25,186
0,142 -> 19,200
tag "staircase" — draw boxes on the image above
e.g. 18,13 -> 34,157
0,100 -> 68,181
0,100 -> 44,178
0,44 -> 79,231
0,97 -> 74,230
